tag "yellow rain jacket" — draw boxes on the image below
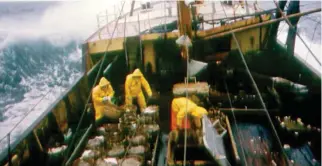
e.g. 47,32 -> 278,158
171,97 -> 208,130
125,69 -> 152,110
92,77 -> 115,120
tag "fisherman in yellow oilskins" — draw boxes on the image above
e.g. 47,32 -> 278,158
92,77 -> 121,124
125,68 -> 152,112
170,97 -> 208,131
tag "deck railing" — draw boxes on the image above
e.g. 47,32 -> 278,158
89,1 -> 260,42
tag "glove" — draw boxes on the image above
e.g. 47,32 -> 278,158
102,96 -> 109,102
148,91 -> 152,98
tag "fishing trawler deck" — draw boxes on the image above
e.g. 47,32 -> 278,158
0,1 -> 321,166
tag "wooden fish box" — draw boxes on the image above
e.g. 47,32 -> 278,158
172,81 -> 209,97
223,108 -> 289,166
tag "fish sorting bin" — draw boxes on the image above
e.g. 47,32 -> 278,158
222,108 -> 289,166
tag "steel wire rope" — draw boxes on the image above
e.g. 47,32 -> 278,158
273,0 -> 321,66
277,21 -> 287,37
175,2 -> 189,165
304,21 -> 319,65
276,3 -> 289,37
0,75 -> 66,144
301,15 -> 321,24
223,81 -> 248,166
63,1 -> 126,163
219,2 -> 290,164
0,74 -> 68,166
183,48 -> 189,166
274,5 -> 321,44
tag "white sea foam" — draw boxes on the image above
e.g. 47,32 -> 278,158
0,1 -> 127,156
0,0 -> 123,136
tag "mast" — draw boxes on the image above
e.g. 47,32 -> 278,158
177,1 -> 193,59
177,1 -> 192,37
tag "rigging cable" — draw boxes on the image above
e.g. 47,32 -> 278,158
176,2 -> 189,165
223,81 -> 248,166
0,77 -> 66,143
219,2 -> 290,164
184,45 -> 189,166
304,21 -> 319,65
63,1 -> 126,163
276,3 -> 289,37
273,0 -> 321,66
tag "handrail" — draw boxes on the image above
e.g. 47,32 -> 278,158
204,8 -> 321,39
0,73 -> 85,164
0,63 -> 75,165
63,1 -> 126,165
88,0 -> 263,42
86,1 -> 165,42
203,8 -> 274,23
273,0 -> 321,66
0,76 -> 66,143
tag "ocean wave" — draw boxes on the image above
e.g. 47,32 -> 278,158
0,41 -> 82,139
0,0 -> 122,146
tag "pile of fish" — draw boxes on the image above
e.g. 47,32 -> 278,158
277,116 -> 321,134
207,108 -> 227,135
73,105 -> 160,166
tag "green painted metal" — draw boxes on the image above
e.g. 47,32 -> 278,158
65,124 -> 94,166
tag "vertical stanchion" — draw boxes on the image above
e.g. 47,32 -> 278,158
245,0 -> 250,14
184,44 -> 189,166
7,134 -> 12,166
106,10 -> 109,33
212,2 -> 215,28
273,0 -> 321,66
97,15 -> 100,29
137,13 -> 143,69
164,1 -> 167,32
124,15 -> 129,70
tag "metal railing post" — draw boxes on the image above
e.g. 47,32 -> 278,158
106,10 -> 109,33
96,15 -> 100,29
124,15 -> 129,70
7,134 -> 12,166
137,13 -> 143,69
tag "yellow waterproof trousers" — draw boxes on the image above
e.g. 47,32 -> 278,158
125,92 -> 146,111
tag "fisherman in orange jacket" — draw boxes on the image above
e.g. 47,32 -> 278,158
125,68 -> 152,112
171,97 -> 208,131
92,77 -> 121,124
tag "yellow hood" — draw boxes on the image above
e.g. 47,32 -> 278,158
132,68 -> 143,77
99,77 -> 110,87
